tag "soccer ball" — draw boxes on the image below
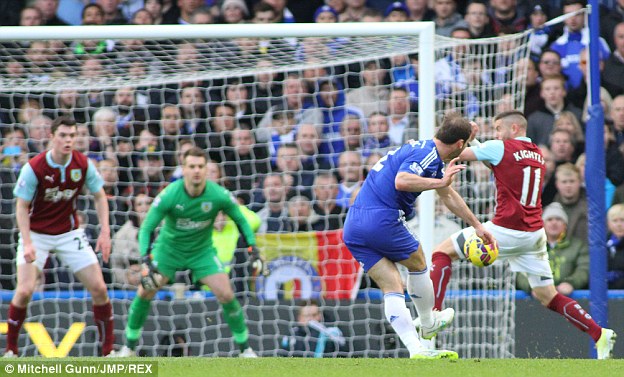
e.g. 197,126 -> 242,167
464,235 -> 498,267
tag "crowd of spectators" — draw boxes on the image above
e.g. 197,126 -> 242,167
1,0 -> 624,293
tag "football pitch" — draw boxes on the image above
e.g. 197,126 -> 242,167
1,358 -> 623,377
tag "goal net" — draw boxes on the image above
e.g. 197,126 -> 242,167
0,23 -> 531,358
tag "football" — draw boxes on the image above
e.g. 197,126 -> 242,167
464,235 -> 498,267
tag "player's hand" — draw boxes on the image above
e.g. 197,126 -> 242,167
95,232 -> 111,263
248,246 -> 267,277
469,121 -> 479,142
23,244 -> 36,264
441,158 -> 466,187
475,226 -> 496,249
140,255 -> 162,291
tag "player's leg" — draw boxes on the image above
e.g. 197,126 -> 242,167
110,246 -> 172,356
368,258 -> 457,359
59,229 -> 115,356
430,226 -> 476,310
123,282 -> 166,355
6,233 -> 50,357
5,264 -> 40,356
74,263 -> 115,356
531,282 -> 616,359
367,257 -> 425,357
344,207 -> 457,358
199,273 -> 256,357
397,245 -> 435,327
510,227 -> 616,359
430,238 -> 461,310
398,247 -> 454,340
193,250 -> 256,357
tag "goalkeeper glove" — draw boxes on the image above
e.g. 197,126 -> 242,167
248,246 -> 267,277
140,254 -> 163,291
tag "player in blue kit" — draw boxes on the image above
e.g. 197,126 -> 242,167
343,114 -> 496,359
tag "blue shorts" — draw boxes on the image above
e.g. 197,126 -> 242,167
343,206 -> 420,271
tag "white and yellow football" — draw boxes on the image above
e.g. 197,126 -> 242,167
464,235 -> 498,268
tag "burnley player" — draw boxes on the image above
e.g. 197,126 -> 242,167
110,147 -> 261,358
343,114 -> 496,359
6,117 -> 114,357
420,111 -> 616,359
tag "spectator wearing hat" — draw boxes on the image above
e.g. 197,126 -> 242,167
550,0 -> 611,91
314,5 -> 339,23
607,204 -> 624,289
221,0 -> 249,24
516,202 -> 589,296
295,5 -> 350,61
384,2 -> 410,22
527,2 -> 557,60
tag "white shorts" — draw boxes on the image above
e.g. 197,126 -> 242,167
17,229 -> 98,274
449,221 -> 553,288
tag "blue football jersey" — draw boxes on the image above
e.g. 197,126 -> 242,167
353,140 -> 444,217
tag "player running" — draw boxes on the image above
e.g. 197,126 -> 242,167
343,113 -> 496,359
6,116 -> 115,357
110,147 -> 262,358
418,110 -> 616,359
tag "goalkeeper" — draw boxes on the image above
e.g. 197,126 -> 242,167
111,147 -> 263,358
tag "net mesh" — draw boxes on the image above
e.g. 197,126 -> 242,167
0,28 -> 531,358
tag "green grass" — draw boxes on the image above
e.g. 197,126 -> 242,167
1,358 -> 623,377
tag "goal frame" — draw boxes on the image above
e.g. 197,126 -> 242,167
0,22 -> 437,255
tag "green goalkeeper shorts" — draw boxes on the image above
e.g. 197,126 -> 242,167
152,246 -> 225,284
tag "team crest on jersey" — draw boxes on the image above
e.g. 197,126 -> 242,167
201,202 -> 212,212
70,169 -> 82,182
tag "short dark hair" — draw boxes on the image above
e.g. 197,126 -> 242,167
183,146 -> 207,163
253,1 -> 276,16
51,116 -> 77,135
539,49 -> 561,62
562,0 -> 586,8
82,4 -> 104,21
494,110 -> 527,130
214,102 -> 236,114
435,113 -> 471,144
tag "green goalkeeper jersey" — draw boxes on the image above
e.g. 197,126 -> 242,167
138,179 -> 256,256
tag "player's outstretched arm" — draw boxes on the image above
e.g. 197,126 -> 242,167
395,158 -> 466,192
137,194 -> 168,257
436,186 -> 496,246
93,188 -> 111,262
15,198 -> 35,263
458,121 -> 493,169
